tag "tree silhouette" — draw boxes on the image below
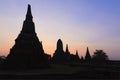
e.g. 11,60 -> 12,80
92,50 -> 109,62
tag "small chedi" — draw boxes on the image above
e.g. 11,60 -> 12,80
4,4 -> 49,69
85,47 -> 91,61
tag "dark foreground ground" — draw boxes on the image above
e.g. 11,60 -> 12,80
0,63 -> 120,80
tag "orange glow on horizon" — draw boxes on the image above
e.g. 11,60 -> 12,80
0,41 -> 95,58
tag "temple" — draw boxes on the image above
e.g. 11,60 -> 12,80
3,4 -> 94,69
4,4 -> 49,69
52,39 -> 81,64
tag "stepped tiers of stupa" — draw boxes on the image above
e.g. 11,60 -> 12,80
4,5 -> 50,69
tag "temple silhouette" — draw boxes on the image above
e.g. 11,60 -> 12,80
3,4 -> 93,69
4,4 -> 49,69
0,4 -> 119,79
52,39 -> 65,63
4,5 -> 85,69
51,39 -> 84,64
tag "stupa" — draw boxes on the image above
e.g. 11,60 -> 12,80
4,4 -> 49,69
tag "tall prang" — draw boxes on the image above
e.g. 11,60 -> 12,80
52,39 -> 65,63
57,39 -> 63,51
54,39 -> 64,56
4,4 -> 49,69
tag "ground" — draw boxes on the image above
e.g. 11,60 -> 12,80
0,63 -> 119,79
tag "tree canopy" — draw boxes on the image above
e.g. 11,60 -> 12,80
92,50 -> 109,61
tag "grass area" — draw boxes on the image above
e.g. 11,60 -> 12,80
1,63 -> 119,75
14,64 -> 82,75
0,64 -> 119,79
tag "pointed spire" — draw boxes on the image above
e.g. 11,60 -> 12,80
86,47 -> 89,54
85,47 -> 91,61
26,4 -> 33,21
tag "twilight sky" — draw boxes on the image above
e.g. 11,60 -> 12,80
0,0 -> 120,60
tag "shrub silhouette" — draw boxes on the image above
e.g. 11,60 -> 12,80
92,50 -> 109,64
